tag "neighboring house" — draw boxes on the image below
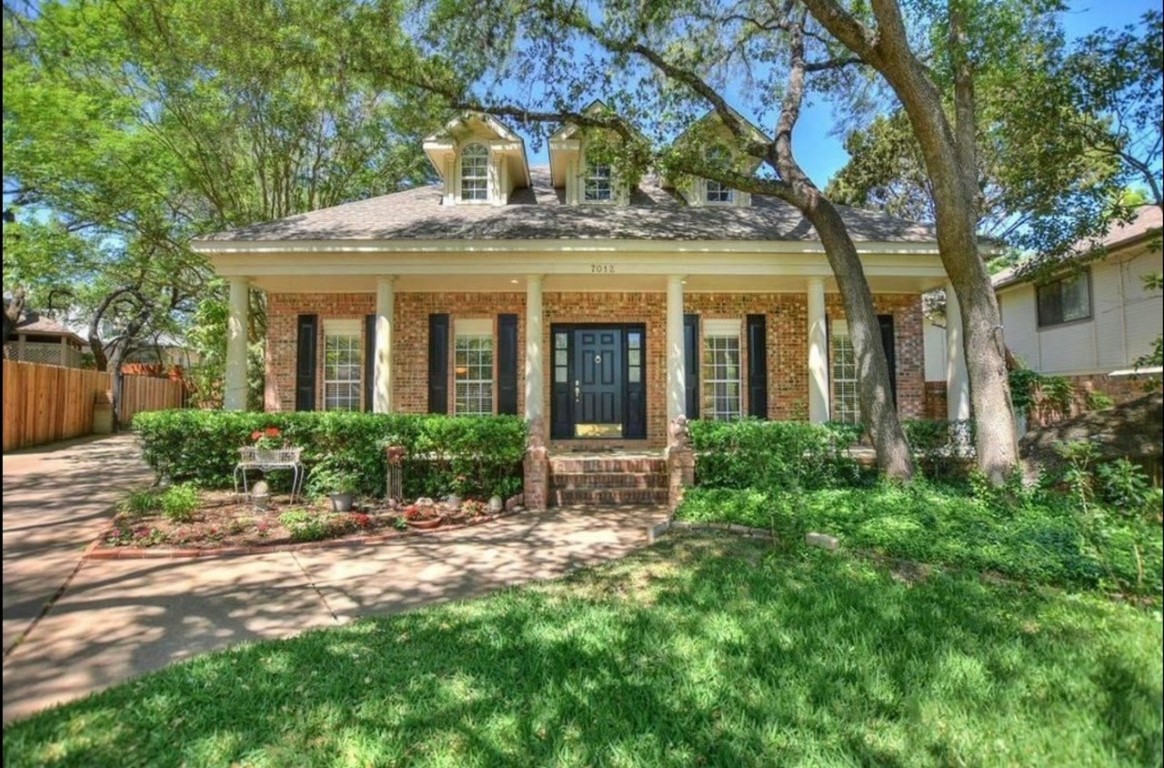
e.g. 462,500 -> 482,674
994,205 -> 1163,403
193,108 -> 965,456
3,308 -> 86,368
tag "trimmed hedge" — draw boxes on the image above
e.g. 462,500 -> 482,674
132,410 -> 526,500
689,419 -> 867,490
676,483 -> 1163,595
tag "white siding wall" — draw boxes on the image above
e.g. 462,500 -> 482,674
997,242 -> 1163,375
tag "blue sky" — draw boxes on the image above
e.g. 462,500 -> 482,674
520,0 -> 1160,187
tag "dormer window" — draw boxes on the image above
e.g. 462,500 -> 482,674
705,179 -> 734,204
583,162 -> 613,202
460,143 -> 489,202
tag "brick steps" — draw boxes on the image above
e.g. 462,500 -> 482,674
551,488 -> 669,506
550,472 -> 668,490
548,454 -> 668,507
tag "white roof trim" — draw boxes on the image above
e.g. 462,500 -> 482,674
1109,365 -> 1162,377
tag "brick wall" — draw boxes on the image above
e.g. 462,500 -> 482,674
266,289 -> 927,445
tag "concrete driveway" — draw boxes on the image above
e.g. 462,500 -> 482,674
2,435 -> 665,723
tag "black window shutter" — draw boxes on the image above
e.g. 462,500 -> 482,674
683,314 -> 700,419
364,314 -> 376,412
497,314 -> 518,415
878,314 -> 897,406
746,314 -> 768,419
295,314 -> 318,412
428,314 -> 449,414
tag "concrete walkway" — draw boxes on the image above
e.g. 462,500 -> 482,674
2,435 -> 665,723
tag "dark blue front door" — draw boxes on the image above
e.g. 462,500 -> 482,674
574,329 -> 623,437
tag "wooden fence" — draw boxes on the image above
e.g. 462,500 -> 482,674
2,360 -> 185,452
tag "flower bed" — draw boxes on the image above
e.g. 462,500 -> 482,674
96,488 -> 518,556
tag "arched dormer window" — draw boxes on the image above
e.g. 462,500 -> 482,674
461,143 -> 489,201
583,160 -> 613,202
703,147 -> 734,204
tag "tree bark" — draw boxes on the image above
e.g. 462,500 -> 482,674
3,286 -> 26,345
803,0 -> 1020,484
773,12 -> 912,479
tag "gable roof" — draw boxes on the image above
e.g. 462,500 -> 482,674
993,205 -> 1163,290
197,167 -> 938,245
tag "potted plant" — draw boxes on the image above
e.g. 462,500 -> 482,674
309,464 -> 361,512
402,501 -> 443,530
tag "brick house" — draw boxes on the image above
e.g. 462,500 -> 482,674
194,112 -> 963,504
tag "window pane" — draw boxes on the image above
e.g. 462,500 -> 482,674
1061,274 -> 1090,322
454,332 -> 494,415
584,163 -> 613,201
831,324 -> 859,424
461,143 -> 489,201
701,333 -> 741,421
705,180 -> 734,203
323,332 -> 362,411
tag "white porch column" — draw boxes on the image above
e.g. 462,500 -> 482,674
807,277 -> 830,423
945,281 -> 971,421
224,276 -> 249,411
666,274 -> 686,422
524,275 -> 544,426
59,336 -> 69,366
373,277 -> 395,413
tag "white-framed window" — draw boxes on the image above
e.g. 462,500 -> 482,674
460,142 -> 489,202
705,179 -> 734,204
583,161 -> 613,202
454,318 -> 494,415
323,319 -> 362,412
702,319 -> 742,421
831,319 -> 860,424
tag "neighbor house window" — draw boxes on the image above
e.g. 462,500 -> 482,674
830,319 -> 859,424
1037,269 -> 1091,327
702,319 -> 742,421
323,319 -> 362,411
705,179 -> 734,204
454,318 -> 493,415
583,161 -> 613,202
461,143 -> 489,202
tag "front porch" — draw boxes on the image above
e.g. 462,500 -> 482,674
215,261 -> 968,449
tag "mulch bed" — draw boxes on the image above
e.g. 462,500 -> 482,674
91,490 -> 515,559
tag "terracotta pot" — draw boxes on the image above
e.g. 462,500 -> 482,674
405,517 -> 442,530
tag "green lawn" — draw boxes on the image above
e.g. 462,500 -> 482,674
6,535 -> 1161,768
676,483 -> 1164,595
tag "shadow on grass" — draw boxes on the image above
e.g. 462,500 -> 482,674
5,534 -> 1162,768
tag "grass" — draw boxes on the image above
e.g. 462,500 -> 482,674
676,483 -> 1164,595
5,534 -> 1162,767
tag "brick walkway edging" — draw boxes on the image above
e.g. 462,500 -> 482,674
83,509 -> 523,561
647,518 -> 776,544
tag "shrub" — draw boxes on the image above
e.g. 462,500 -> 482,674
1095,458 -> 1154,513
675,481 -> 1162,595
119,489 -> 160,519
133,410 -> 526,500
278,508 -> 348,542
159,484 -> 199,523
902,419 -> 973,480
689,419 -> 864,491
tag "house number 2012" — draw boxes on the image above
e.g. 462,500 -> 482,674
590,264 -> 615,273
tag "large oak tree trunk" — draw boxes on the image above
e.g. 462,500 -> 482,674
802,0 -> 1020,484
807,199 -> 914,478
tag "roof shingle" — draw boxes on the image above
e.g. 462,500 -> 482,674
199,167 -> 938,245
